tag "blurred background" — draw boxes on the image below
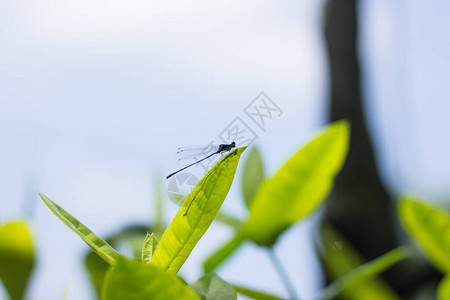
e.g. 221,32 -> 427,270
0,0 -> 449,299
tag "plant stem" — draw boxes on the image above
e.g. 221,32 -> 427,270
266,247 -> 299,300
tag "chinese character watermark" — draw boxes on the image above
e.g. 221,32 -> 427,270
219,117 -> 258,145
167,92 -> 282,201
244,92 -> 283,132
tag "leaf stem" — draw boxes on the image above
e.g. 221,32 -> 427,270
267,247 -> 300,300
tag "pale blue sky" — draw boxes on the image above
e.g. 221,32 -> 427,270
0,1 -> 449,299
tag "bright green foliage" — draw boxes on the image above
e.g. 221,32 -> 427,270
191,273 -> 236,300
142,233 -> 158,264
438,274 -> 450,300
233,285 -> 282,300
102,258 -> 200,300
243,121 -> 349,245
399,197 -> 450,273
0,221 -> 34,300
203,233 -> 245,274
84,225 -> 148,299
151,147 -> 246,273
39,192 -> 123,265
319,225 -> 401,300
242,147 -> 264,208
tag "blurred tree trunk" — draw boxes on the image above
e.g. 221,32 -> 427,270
321,0 -> 439,296
323,0 -> 396,262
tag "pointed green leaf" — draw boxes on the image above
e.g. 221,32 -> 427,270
191,273 -> 236,300
152,147 -> 246,273
233,285 -> 282,300
242,147 -> 264,208
0,221 -> 34,300
399,197 -> 450,273
203,233 -> 245,274
243,121 -> 349,245
438,274 -> 450,300
39,192 -> 123,265
319,224 -> 401,300
142,233 -> 158,264
102,258 -> 200,300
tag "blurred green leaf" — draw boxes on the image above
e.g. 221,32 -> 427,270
319,224 -> 402,300
105,225 -> 149,259
438,274 -> 450,300
233,285 -> 282,300
153,173 -> 165,239
203,233 -> 245,274
84,225 -> 148,299
214,211 -> 242,231
85,251 -> 109,299
191,273 -> 236,300
399,197 -> 450,273
243,121 -> 349,245
242,147 -> 264,208
0,221 -> 34,300
142,232 -> 158,264
61,283 -> 71,300
39,192 -> 123,265
103,258 -> 200,300
151,147 -> 246,273
321,248 -> 407,300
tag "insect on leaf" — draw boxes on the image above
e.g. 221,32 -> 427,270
151,147 -> 246,273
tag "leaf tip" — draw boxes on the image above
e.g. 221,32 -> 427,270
236,146 -> 247,154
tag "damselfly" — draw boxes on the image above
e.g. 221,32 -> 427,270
166,142 -> 236,179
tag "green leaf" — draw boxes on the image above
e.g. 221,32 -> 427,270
84,225 -> 148,299
151,147 -> 246,273
142,233 -> 158,264
0,221 -> 35,300
191,273 -> 236,300
242,147 -> 264,208
233,285 -> 282,300
243,121 -> 349,245
399,197 -> 450,273
102,258 -> 200,300
319,224 -> 405,300
214,211 -> 243,231
203,233 -> 245,274
85,251 -> 109,299
320,247 -> 407,300
61,283 -> 71,300
438,274 -> 450,300
39,192 -> 123,265
153,173 -> 165,239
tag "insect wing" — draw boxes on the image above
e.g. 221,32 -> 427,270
176,145 -> 220,163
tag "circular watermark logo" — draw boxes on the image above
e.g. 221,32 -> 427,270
167,172 -> 199,206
